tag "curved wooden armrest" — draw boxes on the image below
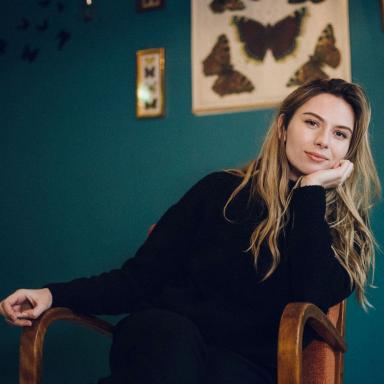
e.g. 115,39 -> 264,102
277,302 -> 346,384
19,307 -> 114,384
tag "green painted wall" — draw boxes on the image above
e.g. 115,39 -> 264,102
0,1 -> 383,383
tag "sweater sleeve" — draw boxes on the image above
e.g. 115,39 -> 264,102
44,173 -> 216,315
285,185 -> 354,313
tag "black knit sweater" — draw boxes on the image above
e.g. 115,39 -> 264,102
45,171 -> 353,371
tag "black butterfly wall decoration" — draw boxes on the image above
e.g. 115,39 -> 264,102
17,18 -> 30,30
287,24 -> 341,86
0,39 -> 8,55
36,19 -> 48,32
38,0 -> 51,7
203,34 -> 254,97
4,1 -> 76,62
57,2 -> 65,13
21,44 -> 39,62
232,7 -> 307,62
56,29 -> 70,50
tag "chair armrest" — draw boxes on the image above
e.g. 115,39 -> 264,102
19,307 -> 114,384
277,302 -> 347,384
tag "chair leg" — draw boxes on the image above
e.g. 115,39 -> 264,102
19,324 -> 43,384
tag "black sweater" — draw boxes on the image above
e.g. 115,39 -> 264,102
45,171 -> 353,370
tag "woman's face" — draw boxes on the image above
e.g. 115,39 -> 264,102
282,93 -> 355,181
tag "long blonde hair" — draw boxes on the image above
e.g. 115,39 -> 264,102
224,79 -> 381,311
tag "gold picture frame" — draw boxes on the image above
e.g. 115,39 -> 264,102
136,48 -> 165,118
136,0 -> 164,12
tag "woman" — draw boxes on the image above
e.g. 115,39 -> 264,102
0,78 -> 381,384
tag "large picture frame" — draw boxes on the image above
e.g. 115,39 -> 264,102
192,0 -> 351,115
136,48 -> 165,118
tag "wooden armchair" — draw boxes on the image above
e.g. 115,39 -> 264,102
278,301 -> 346,383
19,300 -> 346,384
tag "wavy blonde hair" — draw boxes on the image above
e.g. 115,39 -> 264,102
224,79 -> 381,311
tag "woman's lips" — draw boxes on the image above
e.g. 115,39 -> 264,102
305,152 -> 328,162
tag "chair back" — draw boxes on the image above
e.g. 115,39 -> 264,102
302,301 -> 346,384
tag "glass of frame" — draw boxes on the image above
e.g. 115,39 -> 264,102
136,48 -> 165,118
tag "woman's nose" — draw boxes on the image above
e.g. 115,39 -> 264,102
314,129 -> 329,148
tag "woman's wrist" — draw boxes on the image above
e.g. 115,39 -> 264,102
300,176 -> 322,187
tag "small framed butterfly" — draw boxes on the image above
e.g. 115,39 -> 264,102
136,48 -> 165,118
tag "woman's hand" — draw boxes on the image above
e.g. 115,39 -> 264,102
0,288 -> 52,327
300,159 -> 354,189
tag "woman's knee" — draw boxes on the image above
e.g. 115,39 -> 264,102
112,308 -> 206,352
109,309 -> 208,383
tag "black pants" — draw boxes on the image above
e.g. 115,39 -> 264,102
98,309 -> 275,384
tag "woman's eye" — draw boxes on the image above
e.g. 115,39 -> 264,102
335,131 -> 348,139
305,119 -> 318,127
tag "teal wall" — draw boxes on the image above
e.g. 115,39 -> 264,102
1,1 -> 383,383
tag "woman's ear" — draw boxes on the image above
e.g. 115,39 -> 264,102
277,114 -> 286,142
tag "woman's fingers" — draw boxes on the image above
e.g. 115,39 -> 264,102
339,160 -> 353,183
304,159 -> 354,189
4,317 -> 32,327
1,288 -> 52,327
16,289 -> 52,320
1,299 -> 18,322
331,160 -> 353,186
20,307 -> 41,319
0,289 -> 33,321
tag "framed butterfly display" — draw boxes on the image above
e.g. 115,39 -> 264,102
192,0 -> 351,115
136,48 -> 165,118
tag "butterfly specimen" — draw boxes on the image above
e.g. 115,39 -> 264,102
209,0 -> 245,14
203,34 -> 254,97
145,99 -> 157,109
145,67 -> 155,77
144,57 -> 155,65
287,24 -> 340,86
232,7 -> 307,62
288,0 -> 324,3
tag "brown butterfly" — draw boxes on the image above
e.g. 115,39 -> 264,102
202,34 -> 254,97
232,7 -> 307,61
209,0 -> 245,14
287,24 -> 341,86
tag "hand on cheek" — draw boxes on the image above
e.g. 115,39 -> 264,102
331,160 -> 342,169
300,159 -> 354,189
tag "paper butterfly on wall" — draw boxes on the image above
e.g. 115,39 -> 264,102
203,34 -> 254,97
21,44 -> 39,62
209,0 -> 245,14
232,7 -> 307,62
287,24 -> 340,86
